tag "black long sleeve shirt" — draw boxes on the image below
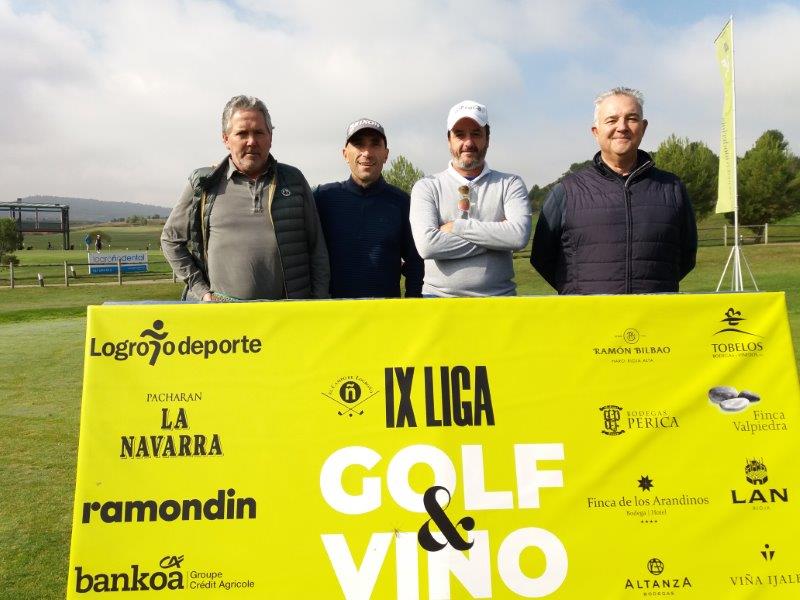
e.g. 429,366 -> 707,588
313,176 -> 423,298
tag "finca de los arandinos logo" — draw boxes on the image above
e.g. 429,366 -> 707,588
89,320 -> 262,366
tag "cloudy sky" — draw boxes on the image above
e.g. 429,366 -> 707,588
2,0 -> 799,207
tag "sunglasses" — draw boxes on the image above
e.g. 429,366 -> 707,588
458,185 -> 470,213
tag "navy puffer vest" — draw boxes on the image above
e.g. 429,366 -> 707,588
557,154 -> 689,294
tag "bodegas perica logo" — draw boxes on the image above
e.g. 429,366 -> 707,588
89,320 -> 263,366
599,405 -> 680,436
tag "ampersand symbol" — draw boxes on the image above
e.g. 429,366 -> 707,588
417,486 -> 475,552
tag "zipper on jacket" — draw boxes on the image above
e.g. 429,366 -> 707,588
623,185 -> 633,293
622,159 -> 652,294
265,172 -> 288,299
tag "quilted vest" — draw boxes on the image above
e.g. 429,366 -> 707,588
184,156 -> 314,299
558,157 -> 687,294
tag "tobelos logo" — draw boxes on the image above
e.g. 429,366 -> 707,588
89,320 -> 262,366
715,307 -> 760,337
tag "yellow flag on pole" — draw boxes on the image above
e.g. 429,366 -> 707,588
715,18 -> 736,213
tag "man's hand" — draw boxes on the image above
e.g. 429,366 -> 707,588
202,292 -> 214,302
439,221 -> 454,233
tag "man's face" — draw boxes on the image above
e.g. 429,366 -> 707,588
343,130 -> 389,186
223,109 -> 272,179
449,117 -> 489,172
591,94 -> 647,165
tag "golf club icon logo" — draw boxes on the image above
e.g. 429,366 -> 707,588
323,376 -> 378,417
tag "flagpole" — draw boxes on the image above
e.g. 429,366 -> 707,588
730,16 -> 742,291
714,15 -> 757,292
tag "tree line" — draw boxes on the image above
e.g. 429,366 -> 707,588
3,132 -> 797,266
383,129 -> 800,236
529,130 -> 800,232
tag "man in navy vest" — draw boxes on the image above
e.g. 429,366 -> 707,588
531,87 -> 697,294
314,119 -> 423,298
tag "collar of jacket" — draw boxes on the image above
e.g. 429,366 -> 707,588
344,175 -> 387,196
592,149 -> 653,182
198,154 -> 277,191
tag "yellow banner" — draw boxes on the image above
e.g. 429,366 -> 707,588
68,294 -> 800,598
716,18 -> 736,214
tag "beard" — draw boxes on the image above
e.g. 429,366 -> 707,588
452,146 -> 487,171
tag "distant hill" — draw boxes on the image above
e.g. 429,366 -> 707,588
16,195 -> 172,223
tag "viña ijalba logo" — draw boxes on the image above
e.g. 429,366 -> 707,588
74,555 -> 184,593
89,320 -> 262,366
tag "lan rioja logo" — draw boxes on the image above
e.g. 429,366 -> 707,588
731,458 -> 789,505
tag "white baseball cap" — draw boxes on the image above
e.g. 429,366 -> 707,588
447,100 -> 489,130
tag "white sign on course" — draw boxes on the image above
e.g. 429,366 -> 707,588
87,251 -> 148,275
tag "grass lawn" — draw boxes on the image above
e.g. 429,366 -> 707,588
0,319 -> 84,599
2,249 -> 174,287
21,223 -> 165,252
0,281 -> 183,323
0,242 -> 798,599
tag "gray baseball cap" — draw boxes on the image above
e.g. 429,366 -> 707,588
345,118 -> 387,144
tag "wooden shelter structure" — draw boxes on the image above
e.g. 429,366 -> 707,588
0,199 -> 70,249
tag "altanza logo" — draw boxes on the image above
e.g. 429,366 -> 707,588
74,555 -> 184,593
89,320 -> 262,366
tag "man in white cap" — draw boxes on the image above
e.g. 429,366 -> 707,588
409,100 -> 531,296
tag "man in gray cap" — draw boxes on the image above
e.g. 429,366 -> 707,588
161,94 -> 329,301
314,118 -> 423,298
409,100 -> 531,296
